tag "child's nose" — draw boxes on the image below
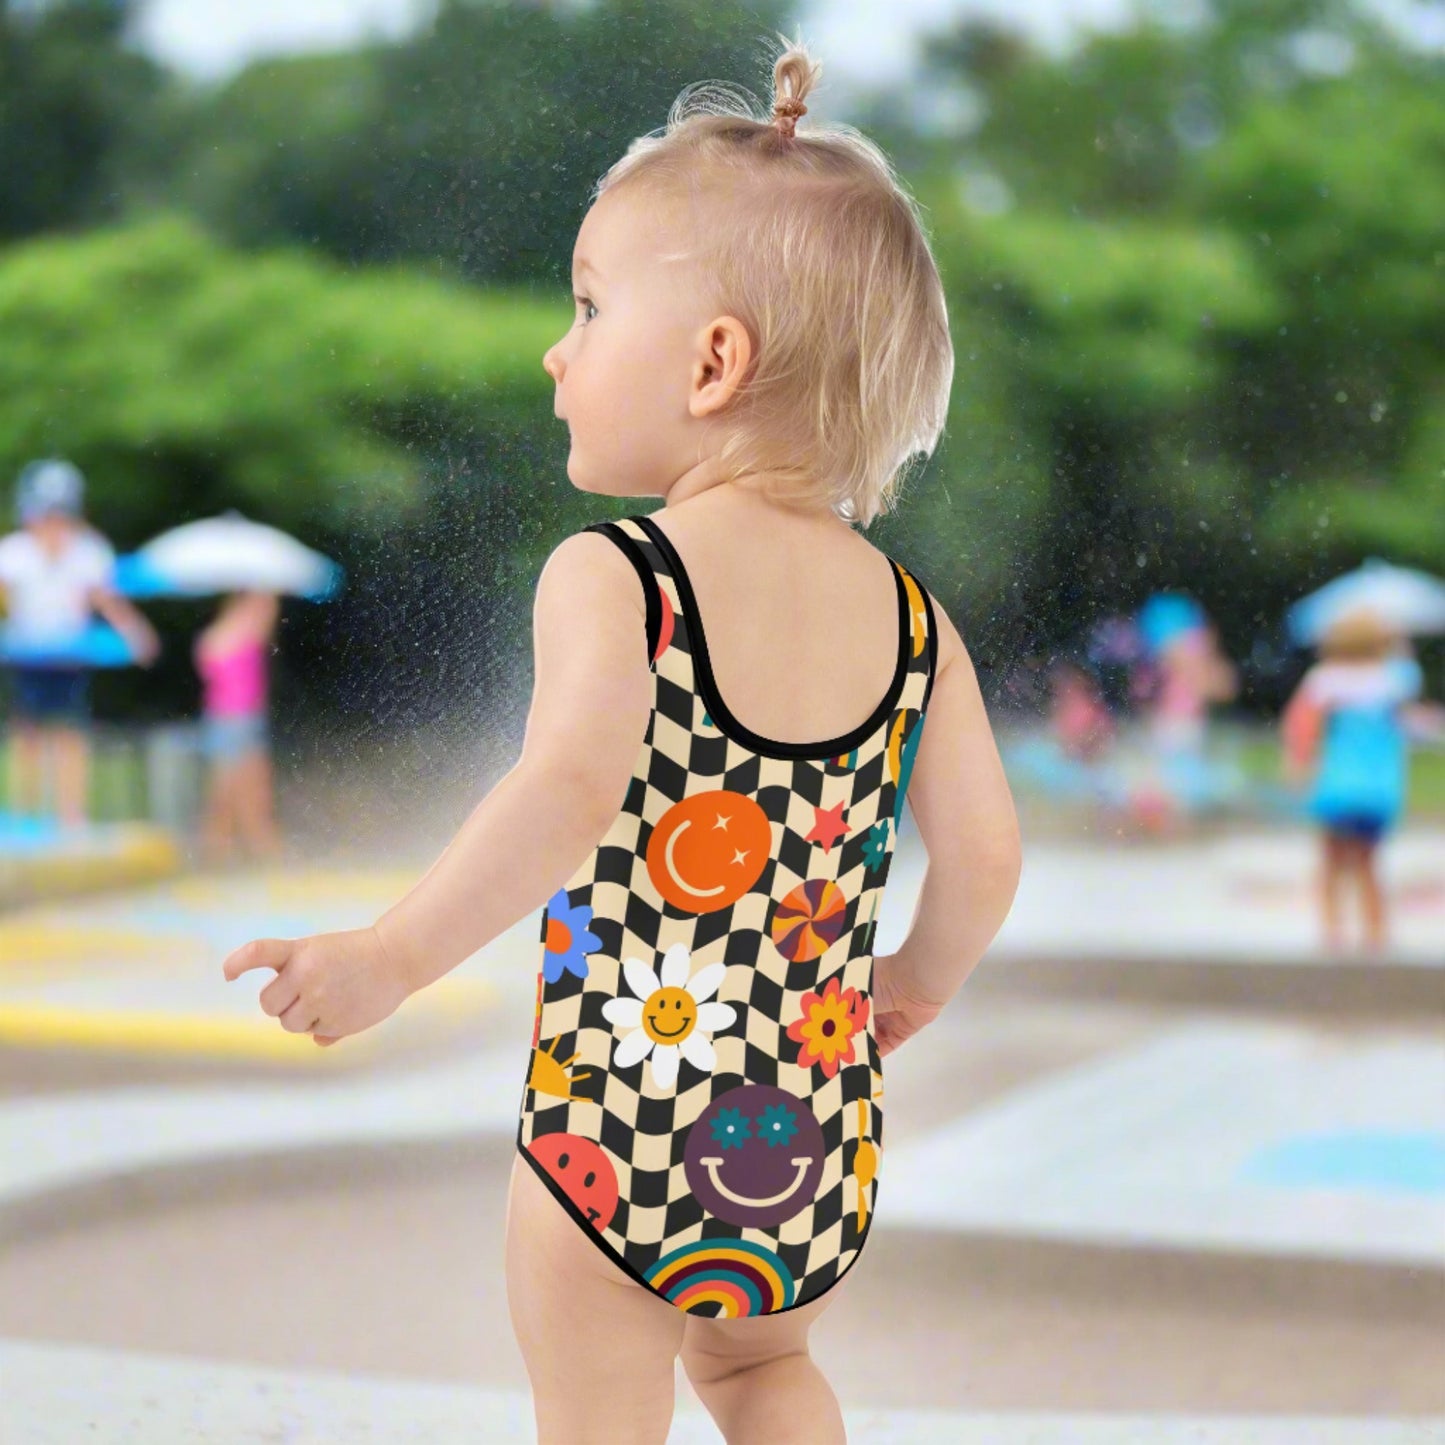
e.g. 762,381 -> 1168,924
543,343 -> 564,383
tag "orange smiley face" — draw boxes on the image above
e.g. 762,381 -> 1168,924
643,986 -> 698,1044
646,790 -> 771,913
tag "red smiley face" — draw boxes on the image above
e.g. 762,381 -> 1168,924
527,1133 -> 620,1231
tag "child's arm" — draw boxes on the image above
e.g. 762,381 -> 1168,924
222,531 -> 654,1044
90,586 -> 161,665
873,600 -> 1021,1054
374,530 -> 654,989
1280,680 -> 1322,786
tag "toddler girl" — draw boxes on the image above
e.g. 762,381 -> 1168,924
195,590 -> 281,864
1281,608 -> 1425,953
224,37 -> 1021,1445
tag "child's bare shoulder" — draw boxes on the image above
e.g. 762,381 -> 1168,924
921,578 -> 965,673
534,526 -> 648,621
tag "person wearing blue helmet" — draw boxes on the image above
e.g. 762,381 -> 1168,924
0,459 -> 160,827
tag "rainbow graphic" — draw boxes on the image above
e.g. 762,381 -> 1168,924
645,1237 -> 796,1317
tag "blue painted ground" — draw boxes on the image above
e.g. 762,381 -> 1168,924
1241,1132 -> 1445,1195
0,813 -> 65,854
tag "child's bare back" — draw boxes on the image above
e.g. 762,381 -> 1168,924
647,487 -> 910,747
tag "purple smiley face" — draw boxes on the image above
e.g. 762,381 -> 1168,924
685,1084 -> 825,1228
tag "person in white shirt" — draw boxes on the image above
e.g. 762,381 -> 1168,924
0,459 -> 159,827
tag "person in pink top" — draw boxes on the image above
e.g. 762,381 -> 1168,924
194,590 -> 281,863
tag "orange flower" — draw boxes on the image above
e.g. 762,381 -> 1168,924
786,976 -> 869,1079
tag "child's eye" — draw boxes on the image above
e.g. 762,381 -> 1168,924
573,295 -> 597,325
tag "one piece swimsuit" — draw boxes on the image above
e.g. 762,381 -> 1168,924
517,513 -> 937,1317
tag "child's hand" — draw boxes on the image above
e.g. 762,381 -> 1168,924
221,925 -> 411,1048
871,953 -> 947,1056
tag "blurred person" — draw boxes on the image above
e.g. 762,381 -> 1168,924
0,459 -> 159,827
225,38 -> 1021,1445
1132,593 -> 1238,831
194,590 -> 282,864
1281,608 -> 1428,953
1049,658 -> 1114,761
1146,606 -> 1238,758
1086,613 -> 1146,713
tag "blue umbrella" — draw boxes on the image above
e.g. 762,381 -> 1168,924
114,511 -> 342,601
1287,559 -> 1445,645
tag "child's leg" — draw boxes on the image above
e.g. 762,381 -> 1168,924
680,1288 -> 846,1445
7,721 -> 44,813
200,760 -> 239,863
52,724 -> 90,827
505,1154 -> 686,1445
1354,838 -> 1388,953
1319,831 -> 1349,950
236,748 -> 282,860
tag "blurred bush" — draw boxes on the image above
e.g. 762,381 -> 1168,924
0,213 -> 557,537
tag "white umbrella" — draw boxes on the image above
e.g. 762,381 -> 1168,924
115,511 -> 343,601
1287,559 -> 1445,645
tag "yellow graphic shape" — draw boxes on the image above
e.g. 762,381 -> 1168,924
641,986 -> 697,1045
529,1037 -> 595,1101
853,1097 -> 878,1234
886,711 -> 910,786
900,570 -> 926,658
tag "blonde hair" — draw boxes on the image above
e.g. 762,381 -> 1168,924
592,34 -> 954,528
1319,608 -> 1400,662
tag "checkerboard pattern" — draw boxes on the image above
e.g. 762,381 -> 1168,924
519,513 -> 938,1314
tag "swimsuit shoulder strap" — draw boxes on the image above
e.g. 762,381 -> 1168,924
582,516 -> 696,693
890,559 -> 939,714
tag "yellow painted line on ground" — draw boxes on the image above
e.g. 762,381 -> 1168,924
0,1005 -> 355,1060
0,978 -> 495,1060
167,870 -> 425,909
0,927 -> 200,970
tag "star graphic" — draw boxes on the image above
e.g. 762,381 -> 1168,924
805,799 -> 849,853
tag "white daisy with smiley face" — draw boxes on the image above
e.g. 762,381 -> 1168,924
601,943 -> 735,1090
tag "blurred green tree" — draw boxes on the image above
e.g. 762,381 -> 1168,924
868,0 -> 1443,686
0,0 -> 164,240
155,0 -> 791,285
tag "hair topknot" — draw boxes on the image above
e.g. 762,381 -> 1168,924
770,44 -> 821,138
591,32 -> 954,528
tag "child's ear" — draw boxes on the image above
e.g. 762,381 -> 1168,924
689,316 -> 753,419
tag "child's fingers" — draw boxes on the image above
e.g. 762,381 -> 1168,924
258,971 -> 301,1019
279,998 -> 320,1034
222,937 -> 293,981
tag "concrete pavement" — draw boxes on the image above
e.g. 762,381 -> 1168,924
4,1339 -> 1440,1444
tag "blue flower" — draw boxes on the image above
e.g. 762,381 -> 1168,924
862,819 -> 891,875
710,1107 -> 751,1150
541,889 -> 603,984
757,1104 -> 799,1149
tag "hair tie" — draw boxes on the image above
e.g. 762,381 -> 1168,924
773,97 -> 807,139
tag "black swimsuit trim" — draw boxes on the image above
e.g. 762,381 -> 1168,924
584,521 -> 662,668
516,1130 -> 873,1317
630,513 -> 913,762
